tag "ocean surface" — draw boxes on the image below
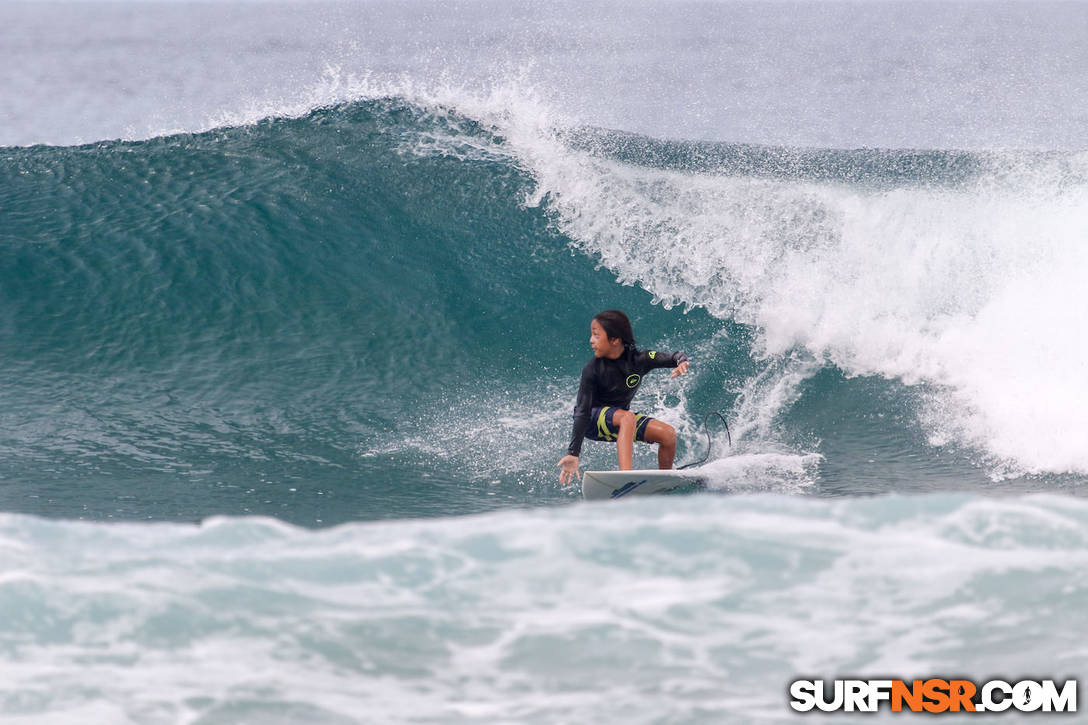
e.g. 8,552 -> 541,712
2,1 -> 1087,722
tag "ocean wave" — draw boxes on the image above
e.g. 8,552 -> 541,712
2,90 -> 1087,526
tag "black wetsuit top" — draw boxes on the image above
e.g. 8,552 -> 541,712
567,346 -> 689,457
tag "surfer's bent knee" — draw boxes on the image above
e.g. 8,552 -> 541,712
646,420 -> 676,446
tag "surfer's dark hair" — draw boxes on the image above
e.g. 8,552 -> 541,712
593,310 -> 636,348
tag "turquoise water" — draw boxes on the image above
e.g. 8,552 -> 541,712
3,98 -> 1086,525
3,2 -> 1088,721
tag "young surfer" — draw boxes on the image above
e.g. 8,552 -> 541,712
558,310 -> 690,485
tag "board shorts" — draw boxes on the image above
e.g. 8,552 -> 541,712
583,406 -> 655,444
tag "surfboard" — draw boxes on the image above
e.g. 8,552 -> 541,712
581,468 -> 705,501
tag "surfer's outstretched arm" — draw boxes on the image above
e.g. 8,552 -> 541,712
559,361 -> 595,485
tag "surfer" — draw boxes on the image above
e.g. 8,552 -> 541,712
558,310 -> 690,484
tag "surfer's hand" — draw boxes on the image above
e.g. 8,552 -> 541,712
670,360 -> 690,378
558,455 -> 581,485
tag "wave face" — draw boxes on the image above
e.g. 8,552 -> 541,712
2,92 -> 1088,526
4,12 -> 1088,719
1,495 -> 1085,724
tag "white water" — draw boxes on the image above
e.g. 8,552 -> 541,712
396,74 -> 1088,478
537,152 -> 1088,477
1,494 -> 1085,723
314,72 -> 1088,479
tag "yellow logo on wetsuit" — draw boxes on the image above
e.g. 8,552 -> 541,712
626,374 -> 641,388
649,351 -> 657,359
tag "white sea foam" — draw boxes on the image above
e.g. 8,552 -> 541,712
0,495 -> 1085,723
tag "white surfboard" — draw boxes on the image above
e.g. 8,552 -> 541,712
581,468 -> 705,501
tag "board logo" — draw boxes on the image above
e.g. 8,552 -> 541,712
610,479 -> 648,498
626,373 -> 641,388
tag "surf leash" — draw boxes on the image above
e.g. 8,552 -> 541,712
678,411 -> 731,470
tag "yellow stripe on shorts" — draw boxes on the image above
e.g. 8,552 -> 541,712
596,406 -> 616,441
